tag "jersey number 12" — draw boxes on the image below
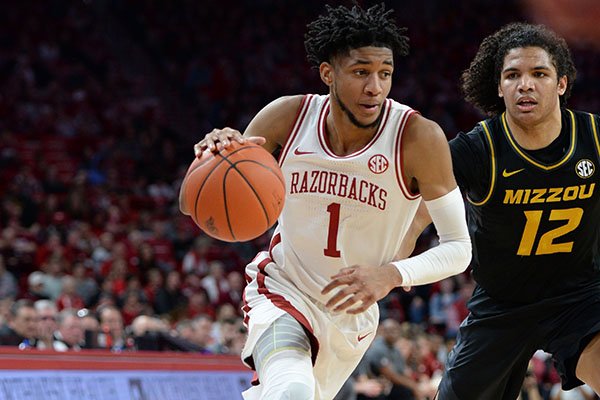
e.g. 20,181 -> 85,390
517,207 -> 583,256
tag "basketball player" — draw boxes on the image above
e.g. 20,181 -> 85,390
403,23 -> 600,399
193,4 -> 472,399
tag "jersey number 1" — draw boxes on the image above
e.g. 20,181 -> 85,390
324,202 -> 341,257
517,207 -> 583,256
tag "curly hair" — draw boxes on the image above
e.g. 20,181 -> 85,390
304,3 -> 409,68
461,23 -> 577,116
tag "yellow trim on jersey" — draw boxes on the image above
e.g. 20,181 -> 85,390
467,120 -> 496,206
501,109 -> 576,170
590,113 -> 600,156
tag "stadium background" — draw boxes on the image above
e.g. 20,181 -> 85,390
0,0 -> 599,399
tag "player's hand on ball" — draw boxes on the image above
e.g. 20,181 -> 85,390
195,128 -> 265,155
322,264 -> 401,314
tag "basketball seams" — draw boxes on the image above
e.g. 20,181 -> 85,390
219,145 -> 285,186
218,154 -> 275,235
191,156 -> 230,226
180,155 -> 214,215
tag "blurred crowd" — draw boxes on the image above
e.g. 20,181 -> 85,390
1,1 -> 599,399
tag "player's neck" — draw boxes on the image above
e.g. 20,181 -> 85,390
326,112 -> 378,156
505,108 -> 562,150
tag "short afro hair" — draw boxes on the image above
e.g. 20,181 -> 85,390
304,3 -> 409,67
462,22 -> 577,116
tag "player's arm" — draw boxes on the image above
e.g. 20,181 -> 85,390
393,199 -> 431,260
193,95 -> 304,156
388,115 -> 471,287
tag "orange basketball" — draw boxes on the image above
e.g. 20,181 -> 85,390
179,141 -> 285,242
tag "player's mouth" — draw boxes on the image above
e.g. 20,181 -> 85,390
516,97 -> 538,112
359,103 -> 380,115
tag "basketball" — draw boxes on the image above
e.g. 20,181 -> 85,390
179,141 -> 285,242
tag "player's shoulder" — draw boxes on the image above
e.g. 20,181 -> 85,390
567,107 -> 600,128
247,95 -> 313,147
260,95 -> 307,116
450,116 -> 500,155
255,94 -> 326,124
404,113 -> 446,145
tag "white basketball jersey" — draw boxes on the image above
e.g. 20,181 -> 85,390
271,94 -> 421,304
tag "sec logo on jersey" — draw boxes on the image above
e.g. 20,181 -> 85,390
575,159 -> 595,178
368,154 -> 388,174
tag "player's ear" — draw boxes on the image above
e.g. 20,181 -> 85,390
557,75 -> 567,96
320,62 -> 333,87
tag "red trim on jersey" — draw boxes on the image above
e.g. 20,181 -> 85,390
395,110 -> 421,200
268,233 -> 281,260
278,94 -> 314,166
318,98 -> 331,152
318,98 -> 392,158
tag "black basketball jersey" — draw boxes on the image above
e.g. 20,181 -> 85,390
450,109 -> 600,303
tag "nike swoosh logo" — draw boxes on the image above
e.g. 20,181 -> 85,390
502,168 -> 525,178
293,147 -> 315,156
357,332 -> 372,342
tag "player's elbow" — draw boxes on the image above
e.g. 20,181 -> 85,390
454,237 -> 472,274
439,235 -> 472,276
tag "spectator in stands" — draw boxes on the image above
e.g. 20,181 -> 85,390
96,305 -> 127,351
186,289 -> 215,320
444,278 -> 474,338
182,236 -> 214,277
0,299 -> 38,348
210,317 -> 244,355
78,309 -> 100,349
0,254 -> 18,299
21,271 -> 49,302
53,309 -> 84,351
428,278 -> 457,335
56,275 -> 85,311
131,315 -> 204,352
200,260 -> 228,305
217,270 -> 244,310
362,319 -> 422,399
33,299 -> 58,349
146,220 -> 176,271
136,242 -> 162,276
120,290 -> 149,326
0,298 -> 12,333
91,232 -> 114,274
407,296 -> 427,326
154,270 -> 186,318
71,262 -> 98,307
190,314 -> 214,353
175,319 -> 195,343
105,257 -> 129,297
39,255 -> 65,300
143,268 -> 163,305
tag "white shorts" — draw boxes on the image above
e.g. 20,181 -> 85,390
241,251 -> 379,400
